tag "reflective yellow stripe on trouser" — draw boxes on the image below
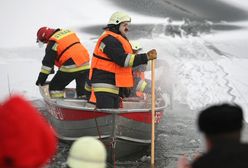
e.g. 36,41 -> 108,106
41,69 -> 50,74
50,90 -> 64,98
59,64 -> 90,73
41,65 -> 52,74
92,83 -> 119,94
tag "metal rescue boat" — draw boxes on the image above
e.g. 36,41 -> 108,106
39,85 -> 166,160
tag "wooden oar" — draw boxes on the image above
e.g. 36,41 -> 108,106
151,59 -> 156,168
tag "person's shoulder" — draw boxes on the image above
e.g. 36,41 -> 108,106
232,142 -> 248,153
192,154 -> 220,168
102,35 -> 118,42
192,143 -> 248,168
102,35 -> 121,46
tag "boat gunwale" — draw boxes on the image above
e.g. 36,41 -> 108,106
44,98 -> 166,113
40,86 -> 166,114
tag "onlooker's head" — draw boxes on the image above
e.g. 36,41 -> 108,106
0,95 -> 57,168
36,26 -> 56,43
67,136 -> 107,168
198,103 -> 243,143
104,11 -> 131,36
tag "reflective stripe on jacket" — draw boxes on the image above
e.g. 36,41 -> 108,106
133,68 -> 146,97
136,80 -> 148,97
49,29 -> 90,68
89,31 -> 134,87
89,83 -> 119,103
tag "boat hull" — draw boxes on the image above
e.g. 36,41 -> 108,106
40,86 -> 165,160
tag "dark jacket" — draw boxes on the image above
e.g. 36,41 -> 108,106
192,141 -> 248,168
91,28 -> 148,95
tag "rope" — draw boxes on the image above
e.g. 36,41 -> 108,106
93,107 -> 102,139
93,108 -> 117,168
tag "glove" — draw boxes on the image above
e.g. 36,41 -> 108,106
35,73 -> 48,86
147,49 -> 157,60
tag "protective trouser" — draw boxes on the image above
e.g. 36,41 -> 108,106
49,69 -> 90,98
94,92 -> 120,109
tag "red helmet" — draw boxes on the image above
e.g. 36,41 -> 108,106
37,27 -> 56,43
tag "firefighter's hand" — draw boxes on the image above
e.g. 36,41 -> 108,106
35,73 -> 48,86
147,49 -> 157,60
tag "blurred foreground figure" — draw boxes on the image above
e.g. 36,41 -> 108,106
36,27 -> 90,99
0,95 -> 57,168
67,136 -> 107,168
192,103 -> 248,168
177,103 -> 248,168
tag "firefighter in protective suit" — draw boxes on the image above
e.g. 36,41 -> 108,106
130,41 -> 151,98
89,11 -> 157,108
36,27 -> 90,99
130,41 -> 173,110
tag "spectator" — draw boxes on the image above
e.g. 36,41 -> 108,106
177,103 -> 248,168
0,95 -> 57,168
67,136 -> 107,168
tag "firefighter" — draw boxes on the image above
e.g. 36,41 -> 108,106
89,11 -> 157,108
130,41 -> 173,109
130,41 -> 151,98
35,27 -> 90,99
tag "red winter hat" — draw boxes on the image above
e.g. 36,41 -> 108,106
0,95 -> 57,168
37,27 -> 56,43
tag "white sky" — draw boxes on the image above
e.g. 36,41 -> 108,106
0,0 -> 164,48
1,0 -> 248,121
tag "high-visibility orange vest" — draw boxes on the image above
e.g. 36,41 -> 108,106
89,31 -> 134,87
49,29 -> 90,67
134,71 -> 145,98
133,71 -> 145,80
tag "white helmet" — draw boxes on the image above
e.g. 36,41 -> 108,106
108,11 -> 131,25
130,41 -> 142,51
67,137 -> 107,168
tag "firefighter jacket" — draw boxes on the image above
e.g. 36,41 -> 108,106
36,29 -> 90,86
40,29 -> 90,75
90,31 -> 147,87
89,30 -> 148,96
49,29 -> 90,70
90,30 -> 133,87
132,65 -> 147,97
